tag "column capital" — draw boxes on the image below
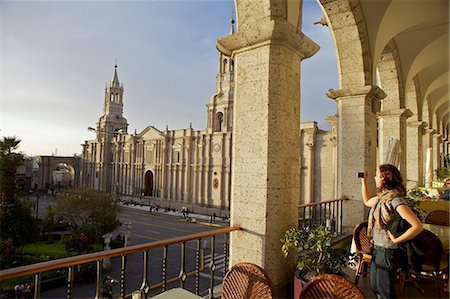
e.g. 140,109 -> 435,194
326,85 -> 387,100
326,85 -> 386,113
325,115 -> 338,131
434,133 -> 442,141
379,108 -> 413,119
407,120 -> 427,129
217,19 -> 319,60
425,128 -> 437,135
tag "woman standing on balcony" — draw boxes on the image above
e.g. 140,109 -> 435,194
361,164 -> 423,299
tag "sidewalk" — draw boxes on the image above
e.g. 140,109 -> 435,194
118,196 -> 229,227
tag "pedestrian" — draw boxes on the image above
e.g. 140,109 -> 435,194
101,275 -> 113,299
440,177 -> 450,201
209,216 -> 213,223
14,282 -> 26,299
360,164 -> 423,299
212,212 -> 216,221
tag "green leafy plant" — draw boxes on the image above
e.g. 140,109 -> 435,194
281,225 -> 352,279
408,187 -> 428,199
435,167 -> 450,182
404,188 -> 426,221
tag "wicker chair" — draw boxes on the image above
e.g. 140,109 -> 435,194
398,229 -> 444,298
424,210 -> 450,226
353,221 -> 372,285
424,209 -> 450,294
299,274 -> 366,299
221,262 -> 273,299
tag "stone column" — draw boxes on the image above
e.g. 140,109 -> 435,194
444,139 -> 449,158
303,128 -> 316,204
433,133 -> 442,176
377,109 -> 412,176
423,129 -> 435,188
327,86 -> 386,230
217,13 -> 318,296
326,115 -> 339,199
406,121 -> 426,188
184,143 -> 191,201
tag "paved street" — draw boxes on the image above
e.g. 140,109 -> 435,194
29,196 -> 229,299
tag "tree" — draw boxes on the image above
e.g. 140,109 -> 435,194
0,137 -> 24,203
0,137 -> 39,268
54,189 -> 121,244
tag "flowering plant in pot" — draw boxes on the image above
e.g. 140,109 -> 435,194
281,225 -> 352,297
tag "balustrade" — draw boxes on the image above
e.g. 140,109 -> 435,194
298,199 -> 344,235
0,226 -> 241,299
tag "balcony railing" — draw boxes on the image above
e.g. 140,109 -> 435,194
298,199 -> 344,235
0,226 -> 241,299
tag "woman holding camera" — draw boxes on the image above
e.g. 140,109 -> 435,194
360,164 -> 423,299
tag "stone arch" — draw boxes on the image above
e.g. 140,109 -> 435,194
144,170 -> 154,196
213,112 -> 223,132
53,162 -> 75,188
405,77 -> 421,122
377,41 -> 404,110
376,41 -> 407,170
316,0 -> 372,88
37,156 -> 80,190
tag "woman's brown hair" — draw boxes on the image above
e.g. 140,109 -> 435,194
377,164 -> 406,195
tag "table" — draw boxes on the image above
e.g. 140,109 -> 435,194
419,200 -> 450,213
150,288 -> 203,299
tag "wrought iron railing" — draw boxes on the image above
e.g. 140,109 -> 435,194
298,199 -> 344,235
0,226 -> 241,299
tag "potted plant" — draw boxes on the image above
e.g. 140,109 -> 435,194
281,225 -> 352,297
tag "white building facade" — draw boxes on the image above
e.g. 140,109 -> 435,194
81,49 -> 236,210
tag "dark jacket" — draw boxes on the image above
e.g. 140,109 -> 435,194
387,219 -> 428,272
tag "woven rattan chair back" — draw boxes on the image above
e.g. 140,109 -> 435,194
353,221 -> 372,285
353,221 -> 371,255
424,210 -> 450,226
300,274 -> 366,299
221,262 -> 273,299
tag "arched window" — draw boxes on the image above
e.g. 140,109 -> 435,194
213,112 -> 223,132
222,59 -> 228,73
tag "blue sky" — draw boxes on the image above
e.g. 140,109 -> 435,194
0,0 -> 338,156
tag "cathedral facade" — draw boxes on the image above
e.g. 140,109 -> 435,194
81,50 -> 235,210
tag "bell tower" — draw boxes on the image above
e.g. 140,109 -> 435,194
96,64 -> 128,138
93,65 -> 129,193
206,19 -> 235,134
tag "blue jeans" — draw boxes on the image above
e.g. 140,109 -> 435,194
370,246 -> 401,299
